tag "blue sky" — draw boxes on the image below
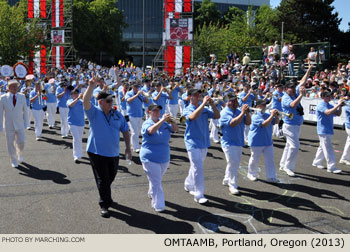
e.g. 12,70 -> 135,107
270,0 -> 350,32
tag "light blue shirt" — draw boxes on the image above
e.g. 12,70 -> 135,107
168,87 -> 182,105
140,118 -> 172,163
238,91 -> 255,107
181,92 -> 190,107
44,83 -> 57,103
141,85 -> 152,108
92,87 -> 102,106
183,103 -> 214,150
56,86 -> 71,108
281,94 -> 303,125
29,90 -> 45,110
271,90 -> 283,111
248,112 -> 275,147
67,99 -> 85,127
152,91 -> 169,116
344,105 -> 350,129
118,86 -> 127,111
20,86 -> 31,107
85,104 -> 129,157
125,90 -> 145,117
219,107 -> 246,147
316,101 -> 335,135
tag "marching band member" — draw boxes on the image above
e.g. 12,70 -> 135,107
56,81 -> 71,138
340,94 -> 350,165
118,81 -> 129,116
83,77 -> 131,218
183,89 -> 220,204
0,80 -> 29,167
271,83 -> 284,137
20,77 -> 34,129
312,91 -> 343,173
29,82 -> 46,140
152,82 -> 173,116
167,80 -> 182,118
247,100 -> 280,183
238,84 -> 256,143
67,90 -> 85,163
126,82 -> 149,153
219,93 -> 251,194
141,79 -> 152,119
209,90 -> 225,143
44,78 -> 57,129
140,104 -> 179,212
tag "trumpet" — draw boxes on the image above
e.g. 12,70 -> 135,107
249,107 -> 294,120
212,95 -> 228,104
166,115 -> 186,125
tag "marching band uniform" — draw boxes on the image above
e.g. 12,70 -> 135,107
29,84 -> 45,140
125,83 -> 148,152
140,104 -> 178,212
312,92 -> 342,173
183,89 -> 220,204
167,83 -> 182,118
67,91 -> 85,163
56,85 -> 71,138
271,85 -> 284,137
152,83 -> 172,116
340,102 -> 350,165
238,85 -> 255,143
247,100 -> 280,182
209,94 -> 224,143
117,84 -> 128,116
44,80 -> 57,128
20,81 -> 33,129
219,94 -> 251,194
141,81 -> 152,119
0,80 -> 29,167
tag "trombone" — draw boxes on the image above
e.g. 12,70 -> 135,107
249,107 -> 294,120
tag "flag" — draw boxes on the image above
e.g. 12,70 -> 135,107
28,0 -> 46,19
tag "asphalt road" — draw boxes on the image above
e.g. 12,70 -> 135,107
0,115 -> 349,234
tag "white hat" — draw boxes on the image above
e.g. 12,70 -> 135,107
25,74 -> 35,81
7,79 -> 20,87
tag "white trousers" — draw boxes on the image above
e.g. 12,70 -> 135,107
5,128 -> 25,163
68,125 -> 84,159
244,125 -> 250,142
313,134 -> 336,170
248,145 -> 277,179
25,106 -> 32,128
209,119 -> 220,142
59,107 -> 69,137
340,127 -> 350,161
280,124 -> 301,171
273,124 -> 283,137
222,145 -> 242,189
178,100 -> 184,115
142,161 -> 169,210
168,104 -> 178,118
128,116 -> 142,150
46,102 -> 56,127
32,109 -> 45,138
185,148 -> 208,200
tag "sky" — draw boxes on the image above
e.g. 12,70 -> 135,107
269,0 -> 350,32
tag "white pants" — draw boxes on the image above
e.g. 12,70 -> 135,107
273,124 -> 283,137
185,148 -> 208,200
280,124 -> 301,171
25,106 -> 31,128
340,127 -> 350,161
209,119 -> 220,142
244,125 -> 250,142
46,102 -> 56,127
222,146 -> 242,189
164,103 -> 170,114
59,107 -> 69,137
142,161 -> 169,210
32,109 -> 45,138
128,116 -> 142,150
121,109 -> 127,116
178,100 -> 184,115
168,104 -> 178,118
5,128 -> 25,163
248,145 -> 277,179
313,134 -> 336,170
68,125 -> 84,159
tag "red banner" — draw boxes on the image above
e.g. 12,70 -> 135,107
183,46 -> 191,73
28,0 -> 34,18
167,46 -> 175,76
40,0 -> 46,18
40,45 -> 47,75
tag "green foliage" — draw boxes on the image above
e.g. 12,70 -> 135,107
73,0 -> 127,62
194,0 -> 221,31
222,6 -> 244,25
0,0 -> 44,65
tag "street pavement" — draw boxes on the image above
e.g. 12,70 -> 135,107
0,115 -> 349,234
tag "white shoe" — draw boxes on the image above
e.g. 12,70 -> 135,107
339,160 -> 350,166
213,140 -> 220,144
229,187 -> 239,195
184,186 -> 195,196
222,179 -> 229,186
312,163 -> 325,169
279,166 -> 284,171
247,173 -> 257,181
327,168 -> 342,174
135,149 -> 140,153
18,156 -> 24,163
35,137 -> 40,141
11,161 -> 18,168
266,177 -> 280,183
283,168 -> 295,177
153,207 -> 165,212
194,197 -> 208,204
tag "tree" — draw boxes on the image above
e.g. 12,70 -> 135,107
254,5 -> 280,44
73,0 -> 127,63
222,6 -> 244,25
194,0 -> 221,31
0,0 -> 44,65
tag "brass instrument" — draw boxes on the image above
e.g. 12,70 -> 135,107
166,115 -> 186,125
212,95 -> 228,104
249,107 -> 294,120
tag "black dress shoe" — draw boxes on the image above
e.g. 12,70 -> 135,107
100,208 -> 110,218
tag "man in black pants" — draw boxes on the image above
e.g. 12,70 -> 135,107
83,76 -> 132,218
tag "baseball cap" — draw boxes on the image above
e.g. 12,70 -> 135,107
187,88 -> 201,95
96,91 -> 113,101
147,104 -> 162,111
256,99 -> 267,106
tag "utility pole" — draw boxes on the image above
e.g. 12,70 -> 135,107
142,0 -> 145,71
